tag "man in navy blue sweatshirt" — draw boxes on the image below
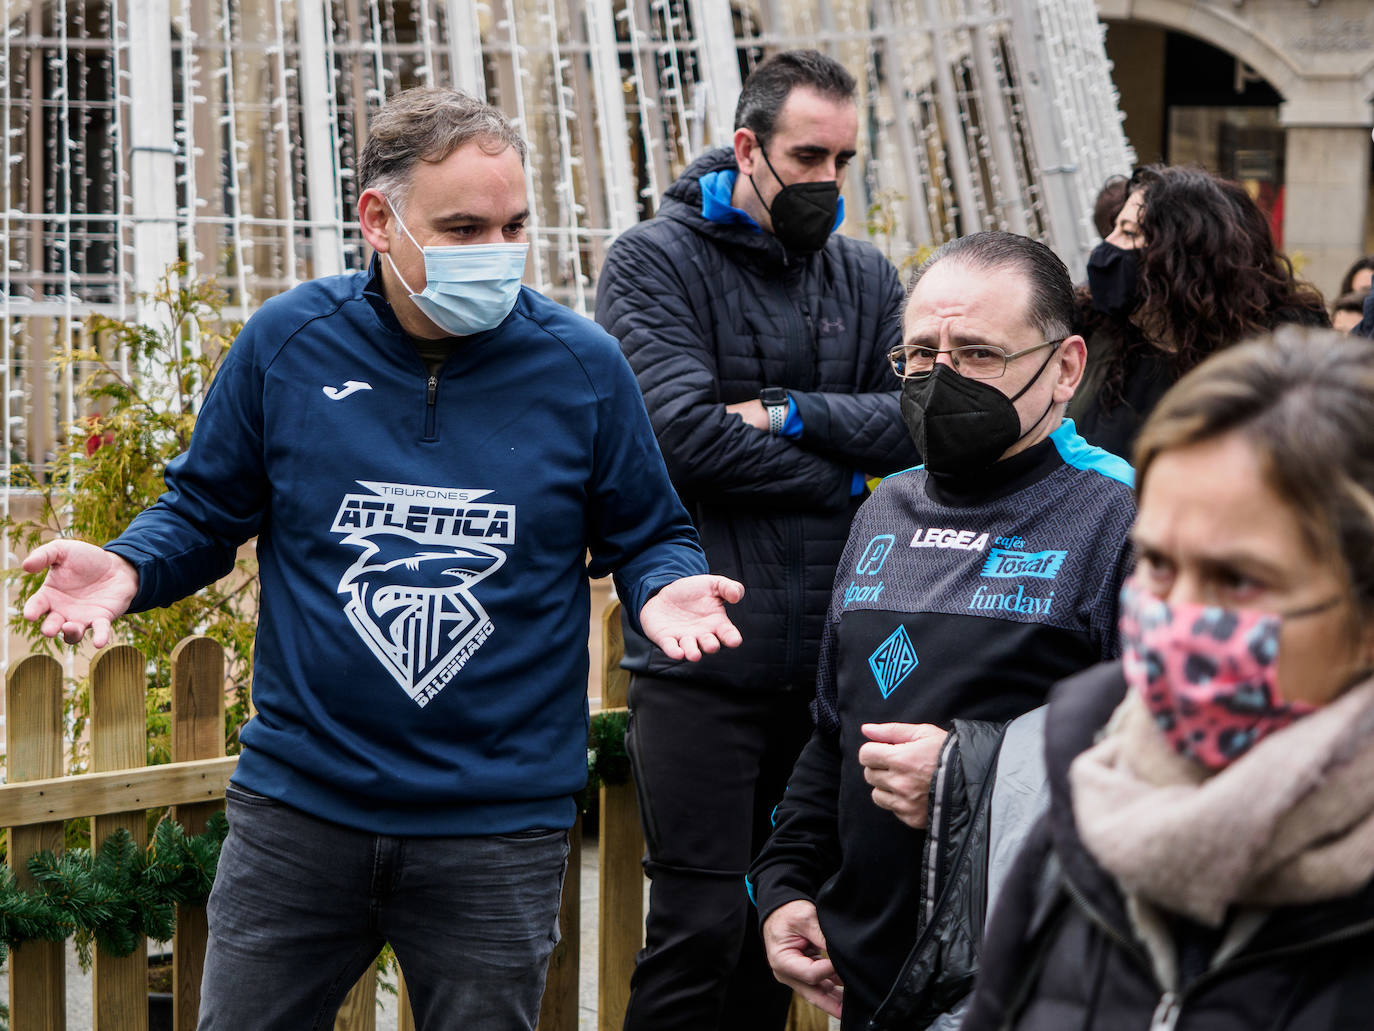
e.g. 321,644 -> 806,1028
22,86 -> 740,1031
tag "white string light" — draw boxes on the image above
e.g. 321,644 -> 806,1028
541,0 -> 589,311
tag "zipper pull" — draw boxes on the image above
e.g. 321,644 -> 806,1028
1149,992 -> 1181,1031
426,375 -> 438,406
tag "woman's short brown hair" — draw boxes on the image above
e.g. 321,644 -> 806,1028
1134,325 -> 1374,620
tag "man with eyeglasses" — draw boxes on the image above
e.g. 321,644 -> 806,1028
750,232 -> 1137,1029
595,49 -> 917,1031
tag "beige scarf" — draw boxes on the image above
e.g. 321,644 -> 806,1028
1068,678 -> 1374,927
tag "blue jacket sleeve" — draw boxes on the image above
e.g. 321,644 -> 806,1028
585,342 -> 709,633
105,317 -> 269,612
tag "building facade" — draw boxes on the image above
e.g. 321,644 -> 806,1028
1100,0 -> 1374,298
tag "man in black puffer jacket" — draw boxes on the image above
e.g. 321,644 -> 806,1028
594,50 -> 917,1031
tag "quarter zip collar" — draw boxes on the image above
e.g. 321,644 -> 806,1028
365,255 -> 450,378
363,254 -> 521,376
363,254 -> 405,335
923,433 -> 1062,508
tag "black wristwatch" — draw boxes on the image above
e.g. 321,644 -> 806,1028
760,387 -> 790,436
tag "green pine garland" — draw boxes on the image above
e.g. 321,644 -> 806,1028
0,714 -> 631,958
586,708 -> 631,793
0,811 -> 228,968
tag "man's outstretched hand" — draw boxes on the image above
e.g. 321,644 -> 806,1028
21,540 -> 139,647
639,574 -> 745,662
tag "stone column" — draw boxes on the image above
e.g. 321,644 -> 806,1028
1281,119 -> 1372,299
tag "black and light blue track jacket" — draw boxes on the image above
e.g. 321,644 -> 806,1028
749,421 -> 1135,1029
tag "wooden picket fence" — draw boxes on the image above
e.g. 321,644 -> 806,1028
0,603 -> 826,1031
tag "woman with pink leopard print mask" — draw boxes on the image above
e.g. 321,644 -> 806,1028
962,325 -> 1374,1031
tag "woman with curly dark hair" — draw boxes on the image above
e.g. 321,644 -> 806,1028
1068,164 -> 1329,459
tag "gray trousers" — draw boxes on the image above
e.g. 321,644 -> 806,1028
198,785 -> 568,1031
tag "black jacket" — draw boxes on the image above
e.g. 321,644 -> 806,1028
1065,322 -> 1175,462
963,663 -> 1374,1031
865,708 -> 1048,1031
867,718 -> 1009,1030
594,148 -> 917,691
1067,296 -> 1331,462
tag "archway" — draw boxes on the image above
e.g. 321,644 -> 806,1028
1105,24 -> 1287,244
1096,0 -> 1303,104
1098,0 -> 1374,297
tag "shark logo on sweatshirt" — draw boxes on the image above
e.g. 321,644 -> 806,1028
331,481 -> 515,707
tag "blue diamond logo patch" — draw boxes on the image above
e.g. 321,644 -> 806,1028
869,625 -> 918,699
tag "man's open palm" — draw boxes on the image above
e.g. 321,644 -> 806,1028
639,574 -> 745,662
22,540 -> 138,647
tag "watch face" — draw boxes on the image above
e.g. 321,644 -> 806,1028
760,387 -> 787,406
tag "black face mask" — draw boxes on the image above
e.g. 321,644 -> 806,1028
749,145 -> 840,254
900,348 -> 1059,476
1086,240 -> 1141,318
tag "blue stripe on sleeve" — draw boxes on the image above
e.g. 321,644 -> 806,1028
780,397 -> 803,438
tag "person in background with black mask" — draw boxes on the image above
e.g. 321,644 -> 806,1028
749,232 -> 1135,1030
595,50 -> 917,1031
1069,164 -> 1328,460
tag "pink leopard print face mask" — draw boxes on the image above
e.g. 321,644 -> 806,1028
1119,579 -> 1318,770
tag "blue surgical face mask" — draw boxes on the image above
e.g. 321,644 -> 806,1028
384,198 -> 528,336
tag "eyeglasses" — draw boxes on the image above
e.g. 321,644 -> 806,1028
887,338 -> 1065,380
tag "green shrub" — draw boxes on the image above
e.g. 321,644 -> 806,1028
5,266 -> 256,778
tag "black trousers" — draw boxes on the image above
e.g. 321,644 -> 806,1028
621,673 -> 815,1031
